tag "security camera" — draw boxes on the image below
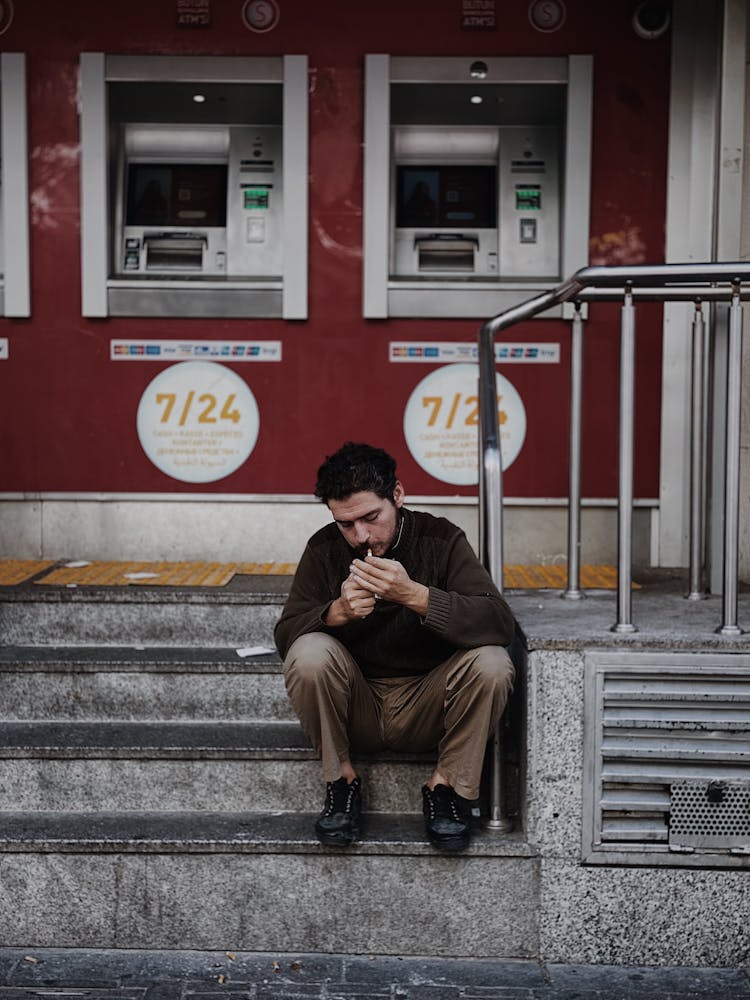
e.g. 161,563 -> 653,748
632,1 -> 671,39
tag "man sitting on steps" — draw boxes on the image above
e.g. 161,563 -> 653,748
274,441 -> 517,852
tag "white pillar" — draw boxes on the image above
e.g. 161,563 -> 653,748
659,0 -> 722,569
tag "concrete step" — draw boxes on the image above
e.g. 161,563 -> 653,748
0,583 -> 286,647
0,646 -> 291,722
0,809 -> 534,857
0,584 -> 537,958
0,644 -> 282,671
0,846 -> 539,956
0,721 -> 434,813
0,720 -> 310,756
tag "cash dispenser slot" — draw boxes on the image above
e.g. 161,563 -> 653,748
416,234 -> 478,272
144,232 -> 207,271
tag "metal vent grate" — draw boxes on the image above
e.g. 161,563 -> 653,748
670,780 -> 750,850
583,652 -> 750,867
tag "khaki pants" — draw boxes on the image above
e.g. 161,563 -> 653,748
283,632 -> 514,800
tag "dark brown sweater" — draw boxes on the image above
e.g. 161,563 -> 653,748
274,507 -> 516,678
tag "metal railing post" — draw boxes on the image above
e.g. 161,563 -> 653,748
612,285 -> 637,633
687,300 -> 707,600
478,337 -> 504,591
718,283 -> 744,634
478,332 -> 512,832
563,303 -> 585,600
486,723 -> 510,832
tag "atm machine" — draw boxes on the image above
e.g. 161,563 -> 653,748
0,52 -> 30,318
80,55 -> 307,319
116,123 -> 282,280
363,56 -> 592,319
391,124 -> 560,282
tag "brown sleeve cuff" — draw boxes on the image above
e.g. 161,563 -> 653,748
422,586 -> 451,632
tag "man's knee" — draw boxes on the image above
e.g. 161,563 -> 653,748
465,645 -> 515,696
283,632 -> 354,688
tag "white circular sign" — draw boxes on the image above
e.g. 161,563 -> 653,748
136,361 -> 259,483
403,363 -> 526,486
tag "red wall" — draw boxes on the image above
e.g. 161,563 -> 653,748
0,0 -> 670,499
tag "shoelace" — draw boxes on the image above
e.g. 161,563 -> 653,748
323,780 -> 357,816
426,787 -> 461,822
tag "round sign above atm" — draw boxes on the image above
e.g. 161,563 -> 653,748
242,0 -> 280,32
528,0 -> 566,32
0,0 -> 14,34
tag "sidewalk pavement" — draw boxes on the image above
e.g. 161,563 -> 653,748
0,950 -> 748,1000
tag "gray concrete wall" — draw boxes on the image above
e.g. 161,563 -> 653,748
525,648 -> 750,967
0,497 -> 655,568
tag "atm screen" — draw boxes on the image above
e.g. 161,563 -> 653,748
396,165 -> 497,229
126,164 -> 228,227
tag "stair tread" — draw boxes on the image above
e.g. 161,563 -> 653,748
0,809 -> 534,857
0,720 -> 314,757
0,645 -> 282,673
0,584 -> 288,605
0,720 -> 435,763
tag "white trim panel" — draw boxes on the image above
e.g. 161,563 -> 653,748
363,54 -> 390,318
1,53 -> 30,317
282,54 -> 309,320
79,53 -> 109,318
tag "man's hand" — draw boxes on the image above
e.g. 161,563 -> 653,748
350,555 -> 429,617
324,573 -> 377,625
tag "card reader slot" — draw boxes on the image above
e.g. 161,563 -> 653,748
415,235 -> 478,273
144,233 -> 207,271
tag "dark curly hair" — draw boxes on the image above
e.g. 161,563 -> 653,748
314,442 -> 398,504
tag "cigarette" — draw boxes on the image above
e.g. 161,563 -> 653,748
367,547 -> 372,558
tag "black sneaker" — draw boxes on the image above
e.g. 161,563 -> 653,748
315,776 -> 362,846
422,783 -> 471,852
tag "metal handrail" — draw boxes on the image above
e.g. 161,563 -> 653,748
479,262 -> 749,830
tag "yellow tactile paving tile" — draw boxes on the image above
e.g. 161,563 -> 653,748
35,561 -> 237,587
503,563 -> 639,589
581,564 -> 622,588
16,558 -> 635,590
504,564 -> 566,589
238,561 -> 298,576
33,560 -> 299,587
0,559 -> 57,585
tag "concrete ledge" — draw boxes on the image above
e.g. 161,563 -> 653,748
0,810 -> 536,858
510,583 -> 750,650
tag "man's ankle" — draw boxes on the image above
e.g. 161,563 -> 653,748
426,769 -> 450,792
339,763 -> 358,784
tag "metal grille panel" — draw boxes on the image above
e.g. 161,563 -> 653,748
670,780 -> 750,850
583,652 -> 750,867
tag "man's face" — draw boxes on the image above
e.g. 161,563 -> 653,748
328,483 -> 404,557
